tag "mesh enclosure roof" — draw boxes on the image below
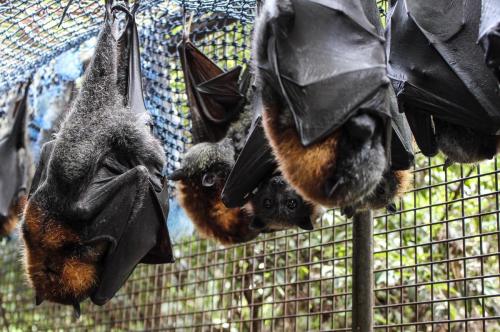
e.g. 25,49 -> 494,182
0,0 -> 256,94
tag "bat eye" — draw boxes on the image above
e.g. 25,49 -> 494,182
202,173 -> 216,187
287,199 -> 297,210
263,199 -> 273,209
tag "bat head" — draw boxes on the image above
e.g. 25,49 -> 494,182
21,201 -> 108,310
249,175 -> 316,232
170,139 -> 235,191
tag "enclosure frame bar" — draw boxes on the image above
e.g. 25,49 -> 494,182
352,210 -> 374,332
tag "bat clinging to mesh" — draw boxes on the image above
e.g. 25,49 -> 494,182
252,0 -> 396,209
388,0 -> 500,166
178,20 -> 249,144
22,2 -> 173,315
479,0 -> 500,82
0,83 -> 31,238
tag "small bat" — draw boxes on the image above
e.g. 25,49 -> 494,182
22,1 -> 173,315
479,0 -> 500,82
172,67 -> 319,243
170,139 -> 261,245
249,175 -> 317,232
387,0 -> 500,165
178,18 -> 250,144
170,138 -> 317,245
0,82 -> 31,238
253,0 -> 394,209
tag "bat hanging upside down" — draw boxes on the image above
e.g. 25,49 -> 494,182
252,0 -> 412,212
22,1 -> 173,315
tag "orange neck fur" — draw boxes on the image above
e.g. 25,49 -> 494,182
176,181 -> 259,245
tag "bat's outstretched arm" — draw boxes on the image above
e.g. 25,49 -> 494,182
68,165 -> 149,222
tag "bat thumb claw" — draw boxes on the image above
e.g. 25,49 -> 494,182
341,206 -> 356,219
324,178 -> 341,198
443,158 -> 453,171
387,203 -> 398,214
35,294 -> 44,306
73,301 -> 81,320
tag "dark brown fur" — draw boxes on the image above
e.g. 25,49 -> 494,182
262,104 -> 342,208
0,196 -> 26,238
176,180 -> 259,246
22,201 -> 106,304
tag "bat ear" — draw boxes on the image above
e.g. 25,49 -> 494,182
168,169 -> 186,181
298,218 -> 314,231
35,294 -> 44,306
250,217 -> 267,231
202,173 -> 217,187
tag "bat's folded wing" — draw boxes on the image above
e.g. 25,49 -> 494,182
397,0 -> 500,131
389,99 -> 414,170
90,179 -> 173,306
222,115 -> 277,208
179,39 -> 244,143
0,83 -> 29,217
479,0 -> 500,81
263,0 -> 391,147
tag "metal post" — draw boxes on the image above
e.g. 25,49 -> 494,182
352,210 -> 374,332
350,1 -> 384,330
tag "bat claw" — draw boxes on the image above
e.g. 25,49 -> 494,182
324,178 -> 341,198
35,294 -> 44,306
387,203 -> 398,214
341,206 -> 356,219
443,158 -> 454,171
73,302 -> 81,320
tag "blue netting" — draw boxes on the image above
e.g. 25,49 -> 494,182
0,0 -> 256,241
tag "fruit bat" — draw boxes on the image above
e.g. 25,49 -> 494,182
22,1 -> 173,315
479,0 -> 500,82
171,59 -> 318,243
253,0 -> 394,209
170,137 -> 318,245
0,83 -> 31,238
223,90 -> 413,218
387,0 -> 500,165
178,19 -> 250,144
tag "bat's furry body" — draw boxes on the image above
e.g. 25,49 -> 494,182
173,140 -> 260,245
434,120 -> 500,164
173,87 -> 319,244
22,19 -> 166,306
253,0 -> 390,209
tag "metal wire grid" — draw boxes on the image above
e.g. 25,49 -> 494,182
0,0 -> 499,331
0,154 -> 499,331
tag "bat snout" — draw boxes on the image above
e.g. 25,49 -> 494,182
345,114 -> 377,142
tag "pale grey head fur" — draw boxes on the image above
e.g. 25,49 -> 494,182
178,139 -> 235,178
31,19 -> 165,211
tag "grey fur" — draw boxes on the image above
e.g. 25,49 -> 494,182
31,19 -> 165,216
178,139 -> 235,178
328,114 -> 387,206
435,119 -> 498,163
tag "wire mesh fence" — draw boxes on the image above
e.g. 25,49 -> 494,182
0,0 -> 499,331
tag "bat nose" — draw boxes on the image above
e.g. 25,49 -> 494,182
345,114 -> 377,142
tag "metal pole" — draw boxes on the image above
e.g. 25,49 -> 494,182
350,1 -> 383,330
352,210 -> 374,332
